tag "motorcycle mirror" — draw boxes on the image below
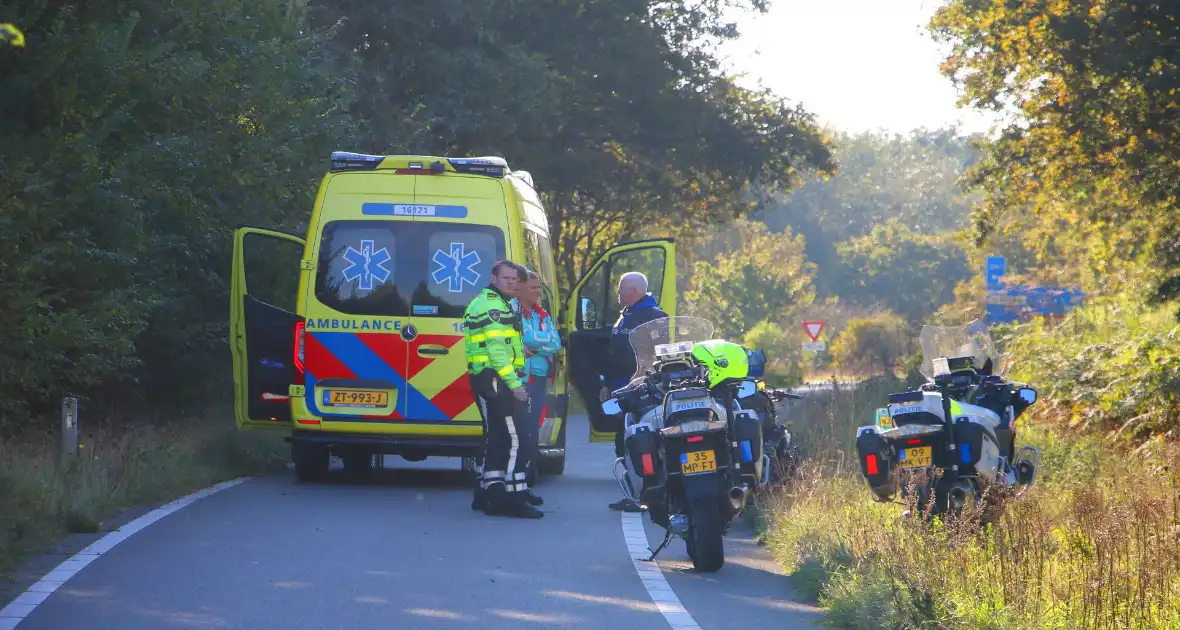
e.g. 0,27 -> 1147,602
736,380 -> 757,398
601,398 -> 622,415
1017,387 -> 1037,405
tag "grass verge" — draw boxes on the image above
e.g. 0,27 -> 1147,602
0,414 -> 287,576
766,379 -> 1180,629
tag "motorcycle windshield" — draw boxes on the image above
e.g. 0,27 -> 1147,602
918,319 -> 1002,379
627,316 -> 716,382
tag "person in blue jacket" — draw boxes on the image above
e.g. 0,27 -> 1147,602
597,271 -> 667,512
519,270 -> 562,498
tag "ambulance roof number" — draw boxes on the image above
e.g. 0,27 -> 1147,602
329,152 -> 510,178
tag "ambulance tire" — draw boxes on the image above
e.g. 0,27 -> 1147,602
460,456 -> 480,483
539,418 -> 567,476
292,442 -> 329,483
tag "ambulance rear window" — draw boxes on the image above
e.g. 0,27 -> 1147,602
315,220 -> 505,318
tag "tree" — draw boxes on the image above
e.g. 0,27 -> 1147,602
0,0 -> 361,428
684,218 -> 816,340
757,128 -> 982,299
835,219 -> 973,325
743,320 -> 804,386
307,0 -> 834,290
829,312 -> 911,377
929,0 -> 1180,304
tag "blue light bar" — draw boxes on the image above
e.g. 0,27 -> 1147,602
959,442 -> 971,464
330,151 -> 384,171
448,156 -> 507,178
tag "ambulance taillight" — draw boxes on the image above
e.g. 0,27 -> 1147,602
293,321 -> 306,378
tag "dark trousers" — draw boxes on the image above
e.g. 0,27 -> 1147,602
470,370 -> 530,494
524,377 -> 547,483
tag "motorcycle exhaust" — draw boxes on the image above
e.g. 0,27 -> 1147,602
728,484 -> 749,511
948,480 -> 973,512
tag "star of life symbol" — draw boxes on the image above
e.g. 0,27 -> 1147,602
431,242 -> 482,293
341,240 -> 392,291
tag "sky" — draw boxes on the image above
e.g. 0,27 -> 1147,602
719,0 -> 1001,136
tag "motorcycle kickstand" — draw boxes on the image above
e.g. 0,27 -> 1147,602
647,529 -> 674,562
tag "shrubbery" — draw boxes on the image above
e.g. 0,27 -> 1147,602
768,381 -> 1180,630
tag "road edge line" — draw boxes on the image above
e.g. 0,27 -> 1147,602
621,512 -> 701,630
0,477 -> 251,629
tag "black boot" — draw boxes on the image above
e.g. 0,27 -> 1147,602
486,487 -> 543,519
471,486 -> 486,512
524,488 -> 544,506
609,498 -> 645,512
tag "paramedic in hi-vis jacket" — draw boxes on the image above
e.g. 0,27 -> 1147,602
464,261 -> 544,519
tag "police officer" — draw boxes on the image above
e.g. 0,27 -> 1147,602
597,271 -> 667,512
465,260 -> 543,519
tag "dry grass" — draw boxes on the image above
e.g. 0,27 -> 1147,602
0,414 -> 287,574
766,383 -> 1180,629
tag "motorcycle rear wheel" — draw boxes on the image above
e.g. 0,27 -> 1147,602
686,499 -> 725,572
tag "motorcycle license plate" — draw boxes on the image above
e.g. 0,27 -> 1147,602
322,389 -> 389,408
899,446 -> 932,469
681,450 -> 717,475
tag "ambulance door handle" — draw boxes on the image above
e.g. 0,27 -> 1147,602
417,345 -> 449,357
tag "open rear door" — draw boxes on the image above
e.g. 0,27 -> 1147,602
230,226 -> 306,430
562,238 -> 677,442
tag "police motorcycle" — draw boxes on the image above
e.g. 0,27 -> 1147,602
739,348 -> 802,484
854,319 -> 1041,520
601,316 -> 770,572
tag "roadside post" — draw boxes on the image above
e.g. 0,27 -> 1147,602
61,396 -> 79,457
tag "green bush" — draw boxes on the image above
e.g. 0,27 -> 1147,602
999,297 -> 1180,437
767,385 -> 1180,629
830,312 -> 912,377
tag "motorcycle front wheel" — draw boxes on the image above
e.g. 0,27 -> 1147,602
685,499 -> 725,572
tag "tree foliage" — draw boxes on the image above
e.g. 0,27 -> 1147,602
308,0 -> 834,290
0,0 -> 357,429
829,312 -> 911,377
836,219 -> 972,325
0,1 -> 831,433
758,128 -> 981,319
930,0 -> 1180,302
683,218 -> 816,340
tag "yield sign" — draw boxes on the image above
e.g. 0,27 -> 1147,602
802,321 -> 825,342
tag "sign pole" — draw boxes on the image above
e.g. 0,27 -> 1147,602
801,321 -> 826,380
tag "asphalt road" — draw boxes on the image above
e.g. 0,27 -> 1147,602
7,413 -> 823,630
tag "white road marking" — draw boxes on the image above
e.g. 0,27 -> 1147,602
621,512 -> 701,630
0,477 -> 249,629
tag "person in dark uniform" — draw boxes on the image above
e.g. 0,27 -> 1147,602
596,271 -> 667,512
464,260 -> 542,519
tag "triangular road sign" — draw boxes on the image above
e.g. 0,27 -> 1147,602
802,321 -> 825,342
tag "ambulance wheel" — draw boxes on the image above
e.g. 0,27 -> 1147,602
461,456 -> 480,484
539,452 -> 566,476
292,443 -> 329,483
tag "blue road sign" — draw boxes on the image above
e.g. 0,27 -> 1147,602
985,285 -> 1085,324
986,256 -> 1007,289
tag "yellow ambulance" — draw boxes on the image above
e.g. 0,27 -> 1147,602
229,152 -> 677,482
